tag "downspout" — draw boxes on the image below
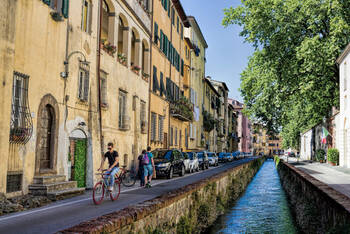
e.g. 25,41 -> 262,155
168,6 -> 173,149
64,7 -> 70,129
147,0 -> 154,147
97,0 -> 104,156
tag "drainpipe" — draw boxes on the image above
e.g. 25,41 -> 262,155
168,7 -> 173,149
147,0 -> 154,147
63,7 -> 70,128
97,0 -> 104,156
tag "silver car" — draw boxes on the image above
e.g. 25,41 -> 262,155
207,152 -> 219,166
186,152 -> 199,173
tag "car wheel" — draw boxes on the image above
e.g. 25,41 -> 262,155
206,163 -> 209,169
167,167 -> 173,179
179,165 -> 185,177
196,166 -> 199,172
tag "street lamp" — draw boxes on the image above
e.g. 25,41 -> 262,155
61,51 -> 89,79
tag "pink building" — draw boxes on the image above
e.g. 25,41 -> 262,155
229,99 -> 252,153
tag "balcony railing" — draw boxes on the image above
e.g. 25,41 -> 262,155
169,97 -> 193,122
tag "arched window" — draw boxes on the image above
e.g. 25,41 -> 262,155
141,40 -> 150,75
131,31 -> 136,66
101,0 -> 115,44
118,16 -> 125,55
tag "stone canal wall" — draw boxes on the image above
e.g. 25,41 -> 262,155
277,160 -> 350,233
60,158 -> 265,234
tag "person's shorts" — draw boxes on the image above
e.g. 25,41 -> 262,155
143,164 -> 153,177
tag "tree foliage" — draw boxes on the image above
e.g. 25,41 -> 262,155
223,0 -> 350,149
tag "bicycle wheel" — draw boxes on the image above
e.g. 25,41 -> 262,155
110,180 -> 121,201
121,171 -> 137,187
92,181 -> 105,205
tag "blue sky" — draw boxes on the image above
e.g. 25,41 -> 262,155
181,0 -> 255,102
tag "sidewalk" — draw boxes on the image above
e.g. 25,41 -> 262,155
282,156 -> 350,198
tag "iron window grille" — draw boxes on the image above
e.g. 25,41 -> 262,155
9,72 -> 33,144
7,172 -> 22,193
78,61 -> 90,102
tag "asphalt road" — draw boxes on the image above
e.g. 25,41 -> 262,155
0,158 -> 254,234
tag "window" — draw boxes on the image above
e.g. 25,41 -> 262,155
10,72 -> 33,144
81,0 -> 92,33
100,71 -> 108,106
7,173 -> 22,193
180,23 -> 183,39
43,0 -> 69,18
158,115 -> 164,141
141,101 -> 147,133
171,7 -> 175,25
152,66 -> 160,93
154,22 -> 159,44
170,127 -> 174,146
101,0 -> 115,44
151,112 -> 157,141
175,127 -> 178,145
78,62 -> 90,102
118,90 -> 128,129
345,62 -> 347,91
176,16 -> 179,33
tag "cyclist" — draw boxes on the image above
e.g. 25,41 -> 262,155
98,142 -> 119,192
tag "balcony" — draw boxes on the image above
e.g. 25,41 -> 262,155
125,0 -> 151,31
170,97 -> 193,122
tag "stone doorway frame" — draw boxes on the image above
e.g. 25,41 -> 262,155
35,94 -> 59,175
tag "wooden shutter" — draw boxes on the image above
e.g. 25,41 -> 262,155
181,59 -> 184,76
83,71 -> 89,101
160,72 -> 165,96
152,66 -> 159,92
62,0 -> 69,18
160,30 -> 163,51
154,22 -> 158,44
167,0 -> 171,17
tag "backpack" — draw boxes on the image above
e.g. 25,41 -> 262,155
141,153 -> 149,165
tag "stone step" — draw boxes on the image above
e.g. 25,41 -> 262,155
29,181 -> 78,195
47,188 -> 85,201
33,175 -> 66,185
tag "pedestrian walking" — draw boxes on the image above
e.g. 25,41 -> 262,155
144,146 -> 155,188
138,150 -> 146,187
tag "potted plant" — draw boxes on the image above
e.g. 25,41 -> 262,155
131,65 -> 141,74
101,39 -> 116,56
117,52 -> 127,65
327,148 -> 339,166
315,149 -> 326,163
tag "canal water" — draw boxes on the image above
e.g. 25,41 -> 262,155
208,160 -> 297,233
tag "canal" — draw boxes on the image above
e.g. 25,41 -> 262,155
208,159 -> 297,233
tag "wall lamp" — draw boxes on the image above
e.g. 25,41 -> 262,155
61,51 -> 89,79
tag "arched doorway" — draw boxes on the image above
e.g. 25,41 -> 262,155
69,129 -> 87,188
35,94 -> 59,175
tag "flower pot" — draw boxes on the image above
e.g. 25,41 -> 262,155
330,161 -> 336,166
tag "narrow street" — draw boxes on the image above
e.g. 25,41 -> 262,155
0,158 -> 254,234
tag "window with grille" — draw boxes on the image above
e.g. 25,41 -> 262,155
175,127 -> 178,145
345,62 -> 347,91
100,71 -> 108,106
170,127 -> 174,146
141,101 -> 147,133
151,112 -> 157,141
7,173 -> 22,193
10,72 -> 33,144
118,90 -> 128,129
81,0 -> 92,33
158,115 -> 164,141
78,62 -> 90,102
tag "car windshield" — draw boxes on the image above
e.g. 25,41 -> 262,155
197,153 -> 204,158
152,150 -> 172,161
218,153 -> 225,157
187,152 -> 195,160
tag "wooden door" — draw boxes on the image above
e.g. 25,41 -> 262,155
40,105 -> 54,169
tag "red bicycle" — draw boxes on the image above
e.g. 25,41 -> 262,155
92,170 -> 121,205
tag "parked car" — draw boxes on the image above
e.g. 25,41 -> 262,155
207,152 -> 219,166
232,151 -> 240,159
152,149 -> 185,179
196,151 -> 209,170
186,152 -> 199,173
225,153 -> 234,162
218,152 -> 227,163
181,152 -> 191,173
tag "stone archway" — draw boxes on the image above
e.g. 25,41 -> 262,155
35,94 -> 59,175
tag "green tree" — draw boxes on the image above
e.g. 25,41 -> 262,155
223,0 -> 350,149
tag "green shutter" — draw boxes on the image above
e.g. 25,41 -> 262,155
160,30 -> 163,51
62,0 -> 69,18
168,0 -> 171,17
154,22 -> 159,44
43,0 -> 50,6
181,59 -> 184,76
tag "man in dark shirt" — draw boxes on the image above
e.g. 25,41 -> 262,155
98,142 -> 119,191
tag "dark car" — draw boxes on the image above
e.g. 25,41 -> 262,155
218,152 -> 226,163
152,149 -> 185,179
195,151 -> 209,170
